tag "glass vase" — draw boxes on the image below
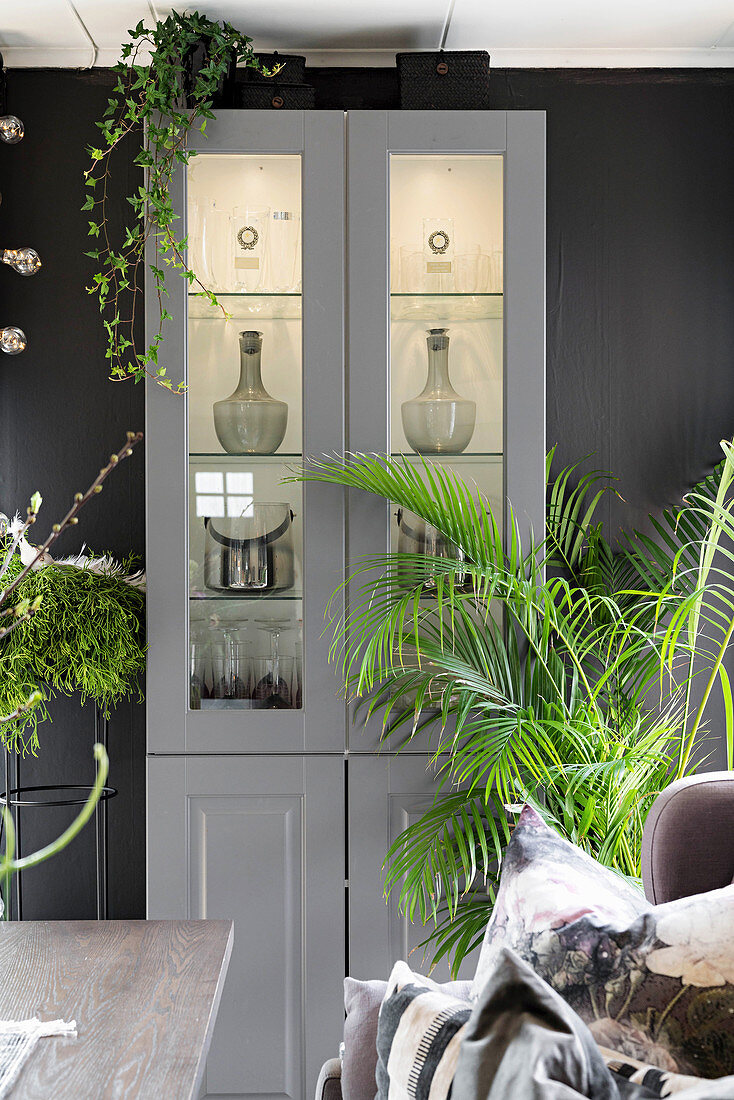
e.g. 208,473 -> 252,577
213,330 -> 288,454
401,328 -> 476,454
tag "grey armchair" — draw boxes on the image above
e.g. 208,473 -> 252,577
641,770 -> 734,904
318,771 -> 734,1099
315,1058 -> 342,1100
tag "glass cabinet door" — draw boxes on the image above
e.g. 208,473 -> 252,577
187,154 -> 304,715
347,112 -> 545,753
145,112 -> 345,754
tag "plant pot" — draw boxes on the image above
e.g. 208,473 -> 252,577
182,39 -> 237,108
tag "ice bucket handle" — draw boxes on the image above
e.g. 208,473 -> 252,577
204,510 -> 295,549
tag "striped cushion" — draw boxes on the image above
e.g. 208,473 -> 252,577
375,961 -> 471,1099
600,1046 -> 723,1096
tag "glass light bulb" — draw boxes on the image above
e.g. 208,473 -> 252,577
2,248 -> 41,276
0,116 -> 24,144
0,326 -> 27,354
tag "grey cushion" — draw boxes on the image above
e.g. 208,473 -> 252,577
343,975 -> 472,1100
454,948 -> 734,1100
453,948 -> 624,1099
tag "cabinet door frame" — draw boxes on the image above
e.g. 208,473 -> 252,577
346,110 -> 546,753
146,110 -> 347,755
147,753 -> 345,1098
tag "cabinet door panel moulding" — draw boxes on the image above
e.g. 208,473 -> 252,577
147,754 -> 344,1099
348,755 -> 482,984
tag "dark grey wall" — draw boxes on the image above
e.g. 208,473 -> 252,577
495,71 -> 734,541
1,67 -> 733,916
0,70 -> 145,917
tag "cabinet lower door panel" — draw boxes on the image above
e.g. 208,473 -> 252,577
348,755 -> 481,983
147,755 -> 344,1100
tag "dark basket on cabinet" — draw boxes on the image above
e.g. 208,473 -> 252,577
243,52 -> 307,84
396,50 -> 491,110
182,40 -> 237,107
237,82 -> 315,110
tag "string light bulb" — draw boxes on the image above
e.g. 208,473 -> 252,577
0,326 -> 27,355
0,116 -> 24,144
0,77 -> 31,354
2,248 -> 41,276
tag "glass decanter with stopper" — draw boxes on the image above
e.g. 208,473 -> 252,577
213,330 -> 288,455
401,327 -> 476,454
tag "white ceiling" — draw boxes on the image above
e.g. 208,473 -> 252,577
1,0 -> 733,68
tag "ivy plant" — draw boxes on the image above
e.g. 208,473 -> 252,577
83,11 -> 269,391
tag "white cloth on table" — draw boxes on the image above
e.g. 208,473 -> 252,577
0,1017 -> 77,1097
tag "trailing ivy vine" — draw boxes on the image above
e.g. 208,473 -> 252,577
83,11 -> 268,391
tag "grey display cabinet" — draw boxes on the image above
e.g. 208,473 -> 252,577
146,110 -> 545,1099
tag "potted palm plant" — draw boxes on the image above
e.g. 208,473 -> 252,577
293,441 -> 734,972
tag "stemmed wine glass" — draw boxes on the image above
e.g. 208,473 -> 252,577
253,618 -> 293,709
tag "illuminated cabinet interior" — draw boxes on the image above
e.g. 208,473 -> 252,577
389,153 -> 504,552
187,154 -> 304,714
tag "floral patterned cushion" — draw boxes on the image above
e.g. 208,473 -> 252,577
471,804 -> 734,1079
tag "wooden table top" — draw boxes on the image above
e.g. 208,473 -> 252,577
0,919 -> 233,1099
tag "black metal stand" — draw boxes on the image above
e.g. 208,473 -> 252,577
0,707 -> 117,921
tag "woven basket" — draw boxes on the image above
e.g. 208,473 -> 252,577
182,40 -> 237,108
243,52 -> 307,84
396,50 -> 490,110
236,82 -> 315,110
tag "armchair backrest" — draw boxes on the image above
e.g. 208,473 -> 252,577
641,771 -> 734,904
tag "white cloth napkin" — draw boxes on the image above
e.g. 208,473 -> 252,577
0,1017 -> 77,1097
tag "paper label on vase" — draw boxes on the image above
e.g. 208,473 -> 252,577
426,261 -> 452,274
235,258 -> 260,270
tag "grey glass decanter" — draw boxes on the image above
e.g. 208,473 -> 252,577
401,328 -> 476,454
213,330 -> 288,455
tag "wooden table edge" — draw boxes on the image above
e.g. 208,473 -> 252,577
189,919 -> 235,1100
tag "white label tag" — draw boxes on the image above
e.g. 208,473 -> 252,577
426,260 -> 452,274
235,257 -> 260,270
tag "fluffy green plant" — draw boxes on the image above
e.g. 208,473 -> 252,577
293,441 -> 734,974
0,553 -> 145,752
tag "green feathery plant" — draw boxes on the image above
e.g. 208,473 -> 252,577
293,441 -> 734,973
83,12 -> 271,391
0,552 -> 145,753
0,433 -> 144,751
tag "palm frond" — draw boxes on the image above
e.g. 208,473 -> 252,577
291,443 -> 734,974
545,447 -> 616,574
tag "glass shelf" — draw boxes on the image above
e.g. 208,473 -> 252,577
190,452 -> 301,462
390,293 -> 502,322
188,292 -> 302,320
390,451 -> 502,462
190,593 -> 303,602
